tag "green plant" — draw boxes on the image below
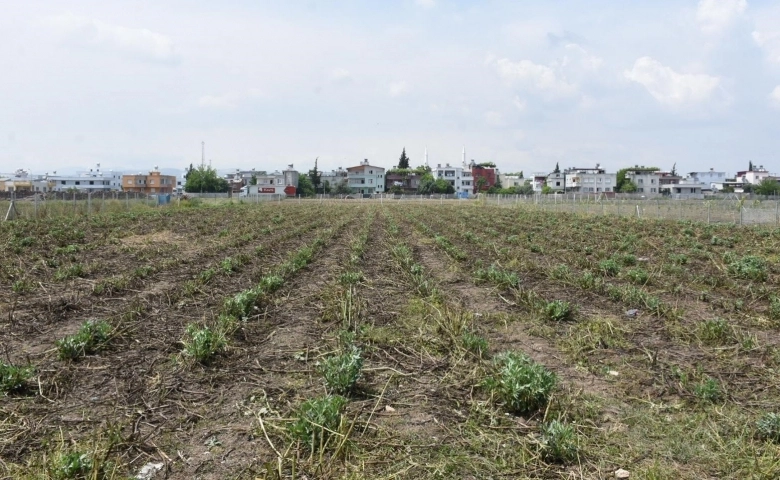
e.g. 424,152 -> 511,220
668,253 -> 688,265
768,296 -> 780,320
182,324 -> 227,363
220,257 -> 239,274
54,263 -> 86,281
259,275 -> 284,293
598,259 -> 620,276
12,279 -> 33,294
0,362 -> 34,393
727,255 -> 768,281
550,264 -> 571,280
578,271 -> 597,289
288,395 -> 347,451
223,288 -> 262,319
339,271 -> 363,286
543,300 -> 575,322
540,419 -> 578,463
320,345 -> 363,395
461,331 -> 489,358
697,318 -> 733,346
475,264 -> 520,289
625,268 -> 649,285
53,451 -> 93,479
693,376 -> 722,403
56,320 -> 112,360
485,351 -> 557,415
756,413 -> 780,442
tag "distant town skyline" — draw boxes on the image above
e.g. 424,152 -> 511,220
2,1 -> 779,176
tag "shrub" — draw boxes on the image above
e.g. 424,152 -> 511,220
54,264 -> 86,281
727,255 -> 768,281
550,264 -> 571,280
486,351 -> 556,415
320,345 -> 363,395
223,288 -> 261,319
697,318 -> 733,346
0,362 -> 34,393
543,300 -> 575,322
56,320 -> 111,360
259,275 -> 284,293
668,253 -> 688,265
339,271 -> 363,286
625,268 -> 649,285
53,451 -> 93,479
461,331 -> 489,358
540,420 -> 578,463
182,324 -> 227,363
289,395 -> 347,451
598,259 -> 620,276
693,376 -> 722,403
578,271 -> 597,289
768,297 -> 780,320
475,265 -> 520,289
757,413 -> 780,442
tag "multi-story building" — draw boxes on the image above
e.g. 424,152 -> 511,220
530,172 -> 548,192
321,167 -> 349,192
242,165 -> 299,196
122,168 -> 176,194
432,162 -> 472,196
737,166 -> 773,185
499,174 -> 525,188
687,169 -> 726,190
346,160 -> 385,195
564,166 -> 617,193
546,172 -> 565,192
470,161 -> 498,193
385,172 -> 422,193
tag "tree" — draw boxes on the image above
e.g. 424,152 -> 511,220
333,180 -> 352,195
433,179 -> 455,194
322,180 -> 332,194
553,162 -> 560,174
398,148 -> 410,169
749,161 -> 754,172
250,174 -> 257,185
308,158 -> 322,194
297,174 -> 316,197
184,163 -> 194,181
475,176 -> 488,192
418,173 -> 436,194
494,177 -> 503,189
478,161 -> 496,168
541,185 -> 553,194
755,178 -> 780,196
389,184 -> 403,194
670,163 -> 677,176
620,180 -> 638,193
184,165 -> 230,193
516,181 -> 534,195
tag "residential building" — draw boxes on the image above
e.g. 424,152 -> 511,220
321,167 -> 348,192
122,168 -> 177,194
2,166 -> 123,193
432,162 -> 471,196
687,169 -> 726,190
499,174 -> 525,188
242,165 -> 299,196
530,172 -> 548,192
564,166 -> 617,193
546,172 -> 565,192
668,183 -> 703,199
624,167 -> 666,195
737,166 -> 773,185
470,160 -> 498,193
385,172 -> 421,193
346,160 -> 385,194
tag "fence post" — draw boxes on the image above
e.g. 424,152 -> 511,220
88,192 -> 91,216
707,202 -> 711,224
776,200 -> 779,226
636,205 -> 640,218
73,192 -> 77,215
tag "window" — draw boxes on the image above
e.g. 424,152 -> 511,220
651,188 -> 657,193
151,188 -> 156,193
150,180 -> 155,185
75,181 -> 80,185
369,170 -> 373,174
62,181 -> 66,185
555,181 -> 560,186
638,188 -> 643,192
89,181 -> 94,185
369,179 -> 373,184
638,179 -> 644,184
650,179 -> 655,184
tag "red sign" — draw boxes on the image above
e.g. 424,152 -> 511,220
284,185 -> 297,197
260,187 -> 275,193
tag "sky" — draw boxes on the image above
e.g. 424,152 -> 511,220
1,0 -> 779,176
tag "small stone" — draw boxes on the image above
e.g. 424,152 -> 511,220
625,309 -> 639,317
136,462 -> 164,480
615,468 -> 630,479
384,405 -> 396,412
608,370 -> 619,376
637,257 -> 649,262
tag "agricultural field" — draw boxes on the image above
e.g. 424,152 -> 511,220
1,201 -> 780,479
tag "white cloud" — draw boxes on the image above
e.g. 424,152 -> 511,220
491,58 -> 578,99
388,81 -> 409,97
198,89 -> 263,109
752,31 -> 780,63
513,96 -> 527,111
770,86 -> 780,107
44,13 -> 179,64
415,0 -> 436,9
329,68 -> 353,84
484,111 -> 506,127
624,57 -> 721,106
563,43 -> 604,71
696,0 -> 747,35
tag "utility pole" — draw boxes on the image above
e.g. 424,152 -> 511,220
201,141 -> 205,167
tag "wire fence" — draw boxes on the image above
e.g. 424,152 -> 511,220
1,192 -> 165,220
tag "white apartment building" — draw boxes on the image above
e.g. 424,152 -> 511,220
687,169 -> 726,190
546,172 -> 565,192
737,166 -> 773,185
241,165 -> 299,196
49,167 -> 124,192
347,160 -> 385,194
530,172 -> 548,192
432,162 -> 472,195
321,167 -> 348,191
564,166 -> 617,193
499,174 -> 525,188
